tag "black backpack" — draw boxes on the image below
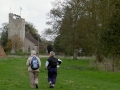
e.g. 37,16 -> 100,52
50,58 -> 58,67
31,57 -> 39,70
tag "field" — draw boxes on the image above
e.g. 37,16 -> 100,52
0,57 -> 120,90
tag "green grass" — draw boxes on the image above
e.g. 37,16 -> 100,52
0,57 -> 120,90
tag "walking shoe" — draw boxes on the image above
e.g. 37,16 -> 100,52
49,83 -> 52,88
52,84 -> 54,88
36,84 -> 38,89
49,81 -> 52,88
51,86 -> 54,88
49,84 -> 54,88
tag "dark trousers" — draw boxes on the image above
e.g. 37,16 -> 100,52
48,68 -> 57,84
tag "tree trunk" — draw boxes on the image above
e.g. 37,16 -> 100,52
73,49 -> 78,60
112,55 -> 115,72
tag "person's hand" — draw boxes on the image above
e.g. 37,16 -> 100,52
57,65 -> 60,68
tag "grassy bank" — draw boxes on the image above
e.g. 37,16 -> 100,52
0,57 -> 120,90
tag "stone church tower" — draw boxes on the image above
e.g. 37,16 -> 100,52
8,13 -> 25,52
8,13 -> 40,53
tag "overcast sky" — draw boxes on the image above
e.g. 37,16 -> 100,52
0,0 -> 57,36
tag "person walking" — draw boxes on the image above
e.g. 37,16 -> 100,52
45,51 -> 62,88
26,50 -> 41,89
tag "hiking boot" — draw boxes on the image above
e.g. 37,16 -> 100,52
36,84 -> 38,89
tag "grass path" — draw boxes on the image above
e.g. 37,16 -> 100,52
0,57 -> 120,90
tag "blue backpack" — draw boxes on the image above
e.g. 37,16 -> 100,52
31,57 -> 39,70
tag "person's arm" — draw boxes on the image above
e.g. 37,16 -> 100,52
58,59 -> 62,65
38,58 -> 41,68
26,57 -> 30,66
45,61 -> 49,69
57,59 -> 62,68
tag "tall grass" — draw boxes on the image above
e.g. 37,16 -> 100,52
0,57 -> 120,90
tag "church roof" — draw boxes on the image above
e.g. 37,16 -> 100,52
25,32 -> 38,46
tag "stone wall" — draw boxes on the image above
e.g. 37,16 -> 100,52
24,38 -> 38,53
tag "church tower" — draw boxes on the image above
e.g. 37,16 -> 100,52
8,13 -> 25,52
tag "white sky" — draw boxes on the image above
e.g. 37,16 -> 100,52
0,0 -> 57,36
